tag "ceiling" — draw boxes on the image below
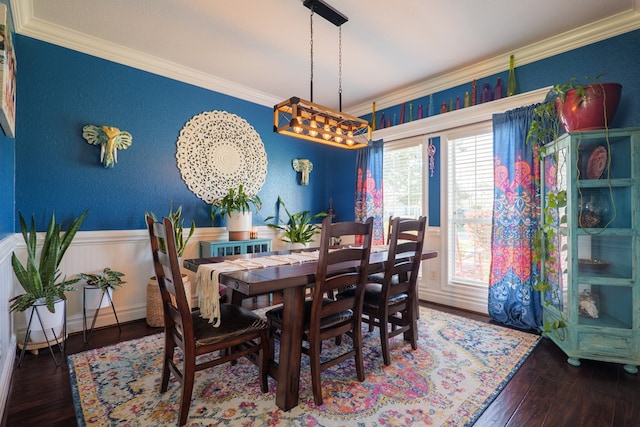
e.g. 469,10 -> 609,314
10,0 -> 640,115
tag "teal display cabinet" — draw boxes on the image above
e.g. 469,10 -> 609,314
200,238 -> 272,257
540,128 -> 639,374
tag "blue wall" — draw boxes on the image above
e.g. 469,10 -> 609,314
11,27 -> 640,232
368,29 -> 640,227
14,37 -> 357,231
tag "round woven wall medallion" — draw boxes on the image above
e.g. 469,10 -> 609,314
176,111 -> 268,203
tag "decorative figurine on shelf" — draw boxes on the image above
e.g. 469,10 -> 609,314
371,101 -> 377,131
428,94 -> 434,117
471,79 -> 477,106
481,83 -> 492,103
494,77 -> 503,100
400,103 -> 405,124
82,125 -> 133,168
455,96 -> 461,110
464,91 -> 470,108
440,102 -> 448,114
379,112 -> 385,129
417,104 -> 423,119
507,54 -> 517,96
292,158 -> 313,185
408,103 -> 413,122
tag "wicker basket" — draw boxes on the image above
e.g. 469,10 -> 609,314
146,275 -> 192,327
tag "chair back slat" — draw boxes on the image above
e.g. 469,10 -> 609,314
382,216 -> 427,300
146,216 -> 193,337
311,216 -> 373,334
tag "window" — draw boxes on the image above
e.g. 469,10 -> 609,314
383,138 -> 424,240
447,131 -> 493,285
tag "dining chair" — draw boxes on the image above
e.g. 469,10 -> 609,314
146,216 -> 269,426
265,216 -> 374,406
339,216 -> 426,366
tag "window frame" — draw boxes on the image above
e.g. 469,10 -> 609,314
373,87 -> 550,313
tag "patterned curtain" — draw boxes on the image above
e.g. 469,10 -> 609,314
488,105 -> 542,331
355,139 -> 384,244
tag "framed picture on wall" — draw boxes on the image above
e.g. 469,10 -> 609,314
0,4 -> 16,138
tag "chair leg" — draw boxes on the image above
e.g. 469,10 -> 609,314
379,315 -> 391,366
408,305 -> 418,350
309,339 -> 323,406
353,321 -> 365,382
178,358 -> 196,426
161,337 -> 175,392
259,331 -> 269,393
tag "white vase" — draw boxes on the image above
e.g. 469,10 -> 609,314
227,211 -> 252,240
84,286 -> 113,310
23,298 -> 65,344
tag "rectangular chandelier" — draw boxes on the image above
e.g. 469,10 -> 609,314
274,97 -> 371,149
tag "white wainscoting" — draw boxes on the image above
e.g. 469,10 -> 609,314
418,227 -> 489,315
0,234 -> 16,420
8,227 -> 294,337
1,224 -> 477,418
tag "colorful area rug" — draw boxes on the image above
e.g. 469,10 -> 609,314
69,307 -> 540,426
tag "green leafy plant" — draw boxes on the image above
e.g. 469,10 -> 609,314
9,210 -> 88,313
79,268 -> 126,292
265,196 -> 327,245
210,184 -> 262,221
146,203 -> 195,257
526,74 -> 608,154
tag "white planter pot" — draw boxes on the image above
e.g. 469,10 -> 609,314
227,211 -> 252,240
287,242 -> 309,251
84,286 -> 113,310
23,298 -> 65,344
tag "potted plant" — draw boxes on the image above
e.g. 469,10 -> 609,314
145,203 -> 195,258
79,268 -> 126,309
528,74 -> 622,146
145,204 -> 196,326
265,196 -> 327,248
10,210 -> 88,344
210,184 -> 262,241
527,74 -> 622,335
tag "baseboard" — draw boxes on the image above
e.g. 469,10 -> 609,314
0,335 -> 16,424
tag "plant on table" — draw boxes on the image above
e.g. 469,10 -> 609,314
265,196 -> 327,245
9,210 -> 88,313
210,184 -> 262,219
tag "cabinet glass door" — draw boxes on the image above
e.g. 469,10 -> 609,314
541,142 -> 569,318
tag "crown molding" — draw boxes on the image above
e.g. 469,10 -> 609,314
10,1 -> 640,113
349,8 -> 640,116
372,87 -> 551,143
10,0 -> 282,108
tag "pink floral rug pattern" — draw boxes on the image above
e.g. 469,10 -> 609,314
69,307 -> 539,426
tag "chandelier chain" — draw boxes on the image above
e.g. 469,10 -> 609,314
339,26 -> 342,98
310,9 -> 314,101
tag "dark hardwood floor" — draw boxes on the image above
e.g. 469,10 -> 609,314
3,297 -> 639,427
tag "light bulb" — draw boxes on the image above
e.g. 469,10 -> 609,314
334,127 -> 343,143
322,124 -> 332,140
309,119 -> 318,137
346,129 -> 354,146
291,117 -> 303,134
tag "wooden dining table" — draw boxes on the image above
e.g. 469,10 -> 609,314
184,248 -> 438,411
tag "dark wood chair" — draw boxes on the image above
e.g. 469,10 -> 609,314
339,216 -> 426,366
265,216 -> 374,406
146,216 -> 269,426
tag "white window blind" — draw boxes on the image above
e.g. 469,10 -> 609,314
383,140 -> 423,221
447,132 -> 493,284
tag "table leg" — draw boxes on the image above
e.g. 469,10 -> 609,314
275,285 -> 305,411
